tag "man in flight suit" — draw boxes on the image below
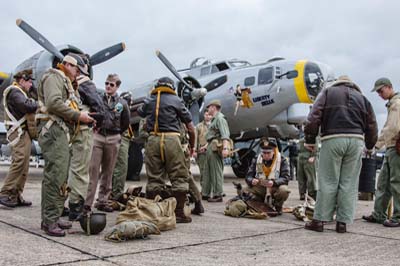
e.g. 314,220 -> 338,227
38,53 -> 93,237
138,77 -> 195,223
0,69 -> 37,208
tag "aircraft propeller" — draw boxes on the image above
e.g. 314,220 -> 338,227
16,19 -> 125,67
155,50 -> 207,124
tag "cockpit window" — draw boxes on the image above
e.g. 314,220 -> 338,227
244,76 -> 255,86
210,62 -> 230,74
304,62 -> 324,98
258,67 -> 274,85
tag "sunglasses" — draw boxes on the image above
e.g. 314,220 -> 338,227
105,81 -> 116,88
262,150 -> 273,154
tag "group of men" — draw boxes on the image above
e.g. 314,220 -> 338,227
1,54 -> 399,237
0,53 -> 131,237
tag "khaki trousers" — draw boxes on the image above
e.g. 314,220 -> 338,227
111,135 -> 130,199
245,184 -> 290,209
371,148 -> 400,223
201,146 -> 224,197
313,137 -> 363,224
68,128 -> 93,204
145,134 -> 189,194
39,123 -> 70,224
85,133 -> 121,207
0,130 -> 31,198
196,152 -> 207,184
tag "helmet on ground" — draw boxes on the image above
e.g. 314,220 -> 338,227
79,212 -> 107,235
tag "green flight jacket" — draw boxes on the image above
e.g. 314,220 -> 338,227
38,68 -> 80,122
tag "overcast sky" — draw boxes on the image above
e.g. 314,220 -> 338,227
1,0 -> 399,128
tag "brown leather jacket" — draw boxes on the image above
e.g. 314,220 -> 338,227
304,81 -> 378,150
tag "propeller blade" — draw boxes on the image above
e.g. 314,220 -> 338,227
16,19 -> 64,61
89,42 -> 126,66
189,101 -> 200,125
155,50 -> 193,89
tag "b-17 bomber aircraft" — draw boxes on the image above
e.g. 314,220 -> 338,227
127,50 -> 335,177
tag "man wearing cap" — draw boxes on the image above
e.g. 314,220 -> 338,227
202,99 -> 230,203
244,138 -> 291,214
0,69 -> 37,208
85,74 -> 130,213
67,55 -> 105,221
37,53 -> 94,237
137,77 -> 195,223
363,78 -> 400,227
304,75 -> 377,233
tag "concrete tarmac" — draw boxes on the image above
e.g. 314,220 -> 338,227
0,164 -> 399,266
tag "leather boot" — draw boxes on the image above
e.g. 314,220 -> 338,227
191,200 -> 204,215
57,219 -> 72,229
305,219 -> 324,232
336,221 -> 346,233
0,195 -> 18,208
41,222 -> 66,237
173,191 -> 192,223
69,200 -> 84,221
17,195 -> 32,207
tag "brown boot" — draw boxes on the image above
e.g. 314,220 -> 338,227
0,195 -> 18,208
305,219 -> 324,232
173,191 -> 192,223
57,219 -> 72,229
336,221 -> 346,233
41,222 -> 66,237
191,200 -> 205,215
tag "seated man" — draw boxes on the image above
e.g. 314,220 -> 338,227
244,138 -> 290,214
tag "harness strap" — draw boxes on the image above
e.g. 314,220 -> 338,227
3,84 -> 29,147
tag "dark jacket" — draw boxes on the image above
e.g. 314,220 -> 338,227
7,88 -> 37,120
137,92 -> 192,133
245,155 -> 290,187
78,80 -> 105,114
304,81 -> 378,149
100,93 -> 130,135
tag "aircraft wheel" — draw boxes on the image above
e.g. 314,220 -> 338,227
231,148 -> 255,178
126,142 -> 144,181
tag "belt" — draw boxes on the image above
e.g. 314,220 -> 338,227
150,132 -> 180,136
99,129 -> 120,136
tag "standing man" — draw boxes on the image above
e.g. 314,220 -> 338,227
363,78 -> 400,227
0,70 -> 37,208
37,53 -> 94,237
67,56 -> 105,221
84,74 -> 130,213
194,108 -> 211,186
201,100 -> 230,203
304,76 -> 378,233
138,77 -> 195,223
297,137 -> 318,200
111,91 -> 134,204
244,138 -> 291,214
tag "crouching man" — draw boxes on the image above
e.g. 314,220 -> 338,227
244,138 -> 290,214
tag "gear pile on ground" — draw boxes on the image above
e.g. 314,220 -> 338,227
292,195 -> 315,222
105,220 -> 160,242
